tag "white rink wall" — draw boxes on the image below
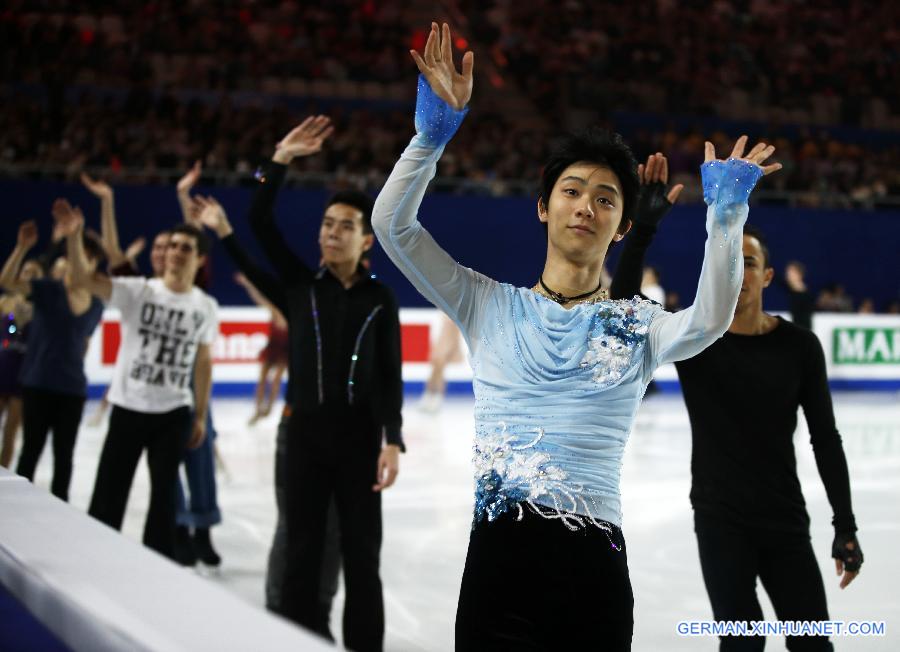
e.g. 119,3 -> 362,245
83,308 -> 900,391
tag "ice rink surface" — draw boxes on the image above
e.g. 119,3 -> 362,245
27,390 -> 900,650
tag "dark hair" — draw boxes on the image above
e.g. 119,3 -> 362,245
539,127 -> 639,236
82,233 -> 106,265
170,223 -> 210,256
742,224 -> 771,268
326,190 -> 375,234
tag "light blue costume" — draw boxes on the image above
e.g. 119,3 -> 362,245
373,76 -> 763,536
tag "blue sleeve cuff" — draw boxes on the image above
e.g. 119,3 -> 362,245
701,158 -> 764,207
413,74 -> 469,149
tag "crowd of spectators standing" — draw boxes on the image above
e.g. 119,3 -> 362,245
1,0 -> 898,206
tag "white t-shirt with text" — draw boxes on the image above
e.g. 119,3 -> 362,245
107,277 -> 219,414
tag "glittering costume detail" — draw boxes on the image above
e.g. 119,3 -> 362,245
309,287 -> 324,404
702,159 -> 764,210
347,305 -> 383,403
701,160 -> 726,206
473,422 -> 620,548
581,298 -> 655,388
413,74 -> 469,148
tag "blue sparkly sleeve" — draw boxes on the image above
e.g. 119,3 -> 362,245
411,74 -> 469,149
643,158 -> 763,372
372,141 -> 497,352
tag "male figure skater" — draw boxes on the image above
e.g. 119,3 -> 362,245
65,205 -> 218,561
610,171 -> 862,650
218,116 -> 405,651
372,22 -> 780,650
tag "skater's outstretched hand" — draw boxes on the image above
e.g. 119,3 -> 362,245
410,22 -> 474,111
124,236 -> 146,262
273,115 -> 334,165
373,444 -> 401,492
80,172 -> 113,200
634,153 -> 683,227
52,199 -> 84,238
192,195 -> 233,238
177,160 -> 202,196
17,220 -> 39,250
704,136 -> 782,175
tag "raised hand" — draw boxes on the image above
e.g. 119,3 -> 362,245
191,195 -> 232,238
634,153 -> 684,227
177,160 -> 202,195
410,22 -> 474,111
52,199 -> 84,238
273,116 -> 334,165
704,135 -> 782,176
17,221 -> 38,250
80,172 -> 113,200
124,236 -> 147,261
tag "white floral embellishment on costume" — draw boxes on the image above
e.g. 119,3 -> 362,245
472,422 -> 620,544
581,298 -> 655,387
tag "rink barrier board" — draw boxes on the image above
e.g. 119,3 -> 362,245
0,467 -> 334,651
84,308 -> 900,394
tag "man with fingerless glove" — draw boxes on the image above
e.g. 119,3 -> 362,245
611,150 -> 862,652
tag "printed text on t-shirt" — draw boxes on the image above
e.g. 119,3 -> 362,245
131,302 -> 206,389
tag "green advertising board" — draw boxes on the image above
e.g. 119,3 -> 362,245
833,328 -> 900,365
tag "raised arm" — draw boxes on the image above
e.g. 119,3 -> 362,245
58,200 -> 112,301
248,117 -> 333,283
193,195 -> 288,315
1,221 -> 39,296
610,153 -> 683,300
372,23 -> 495,342
645,137 -> 781,370
234,272 -> 286,320
177,161 -> 203,227
81,172 -> 126,267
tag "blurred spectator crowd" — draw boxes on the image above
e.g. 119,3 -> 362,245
1,0 -> 898,207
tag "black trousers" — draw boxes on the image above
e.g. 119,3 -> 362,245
277,412 -> 384,652
16,387 -> 86,501
694,512 -> 833,652
456,508 -> 633,651
88,405 -> 192,560
266,411 -> 341,623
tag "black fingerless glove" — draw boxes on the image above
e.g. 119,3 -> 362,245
633,181 -> 675,228
832,531 -> 864,572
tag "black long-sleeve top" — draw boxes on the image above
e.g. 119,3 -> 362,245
220,233 -> 293,405
234,161 -> 404,449
610,224 -> 856,534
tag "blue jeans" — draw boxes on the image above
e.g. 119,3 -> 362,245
175,410 -> 221,528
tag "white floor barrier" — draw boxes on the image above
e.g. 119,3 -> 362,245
0,466 -> 330,652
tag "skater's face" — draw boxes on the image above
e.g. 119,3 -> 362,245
318,203 -> 373,268
151,232 -> 171,277
165,232 -> 205,279
538,162 -> 630,265
50,256 -> 68,280
736,234 -> 774,312
19,260 -> 44,282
